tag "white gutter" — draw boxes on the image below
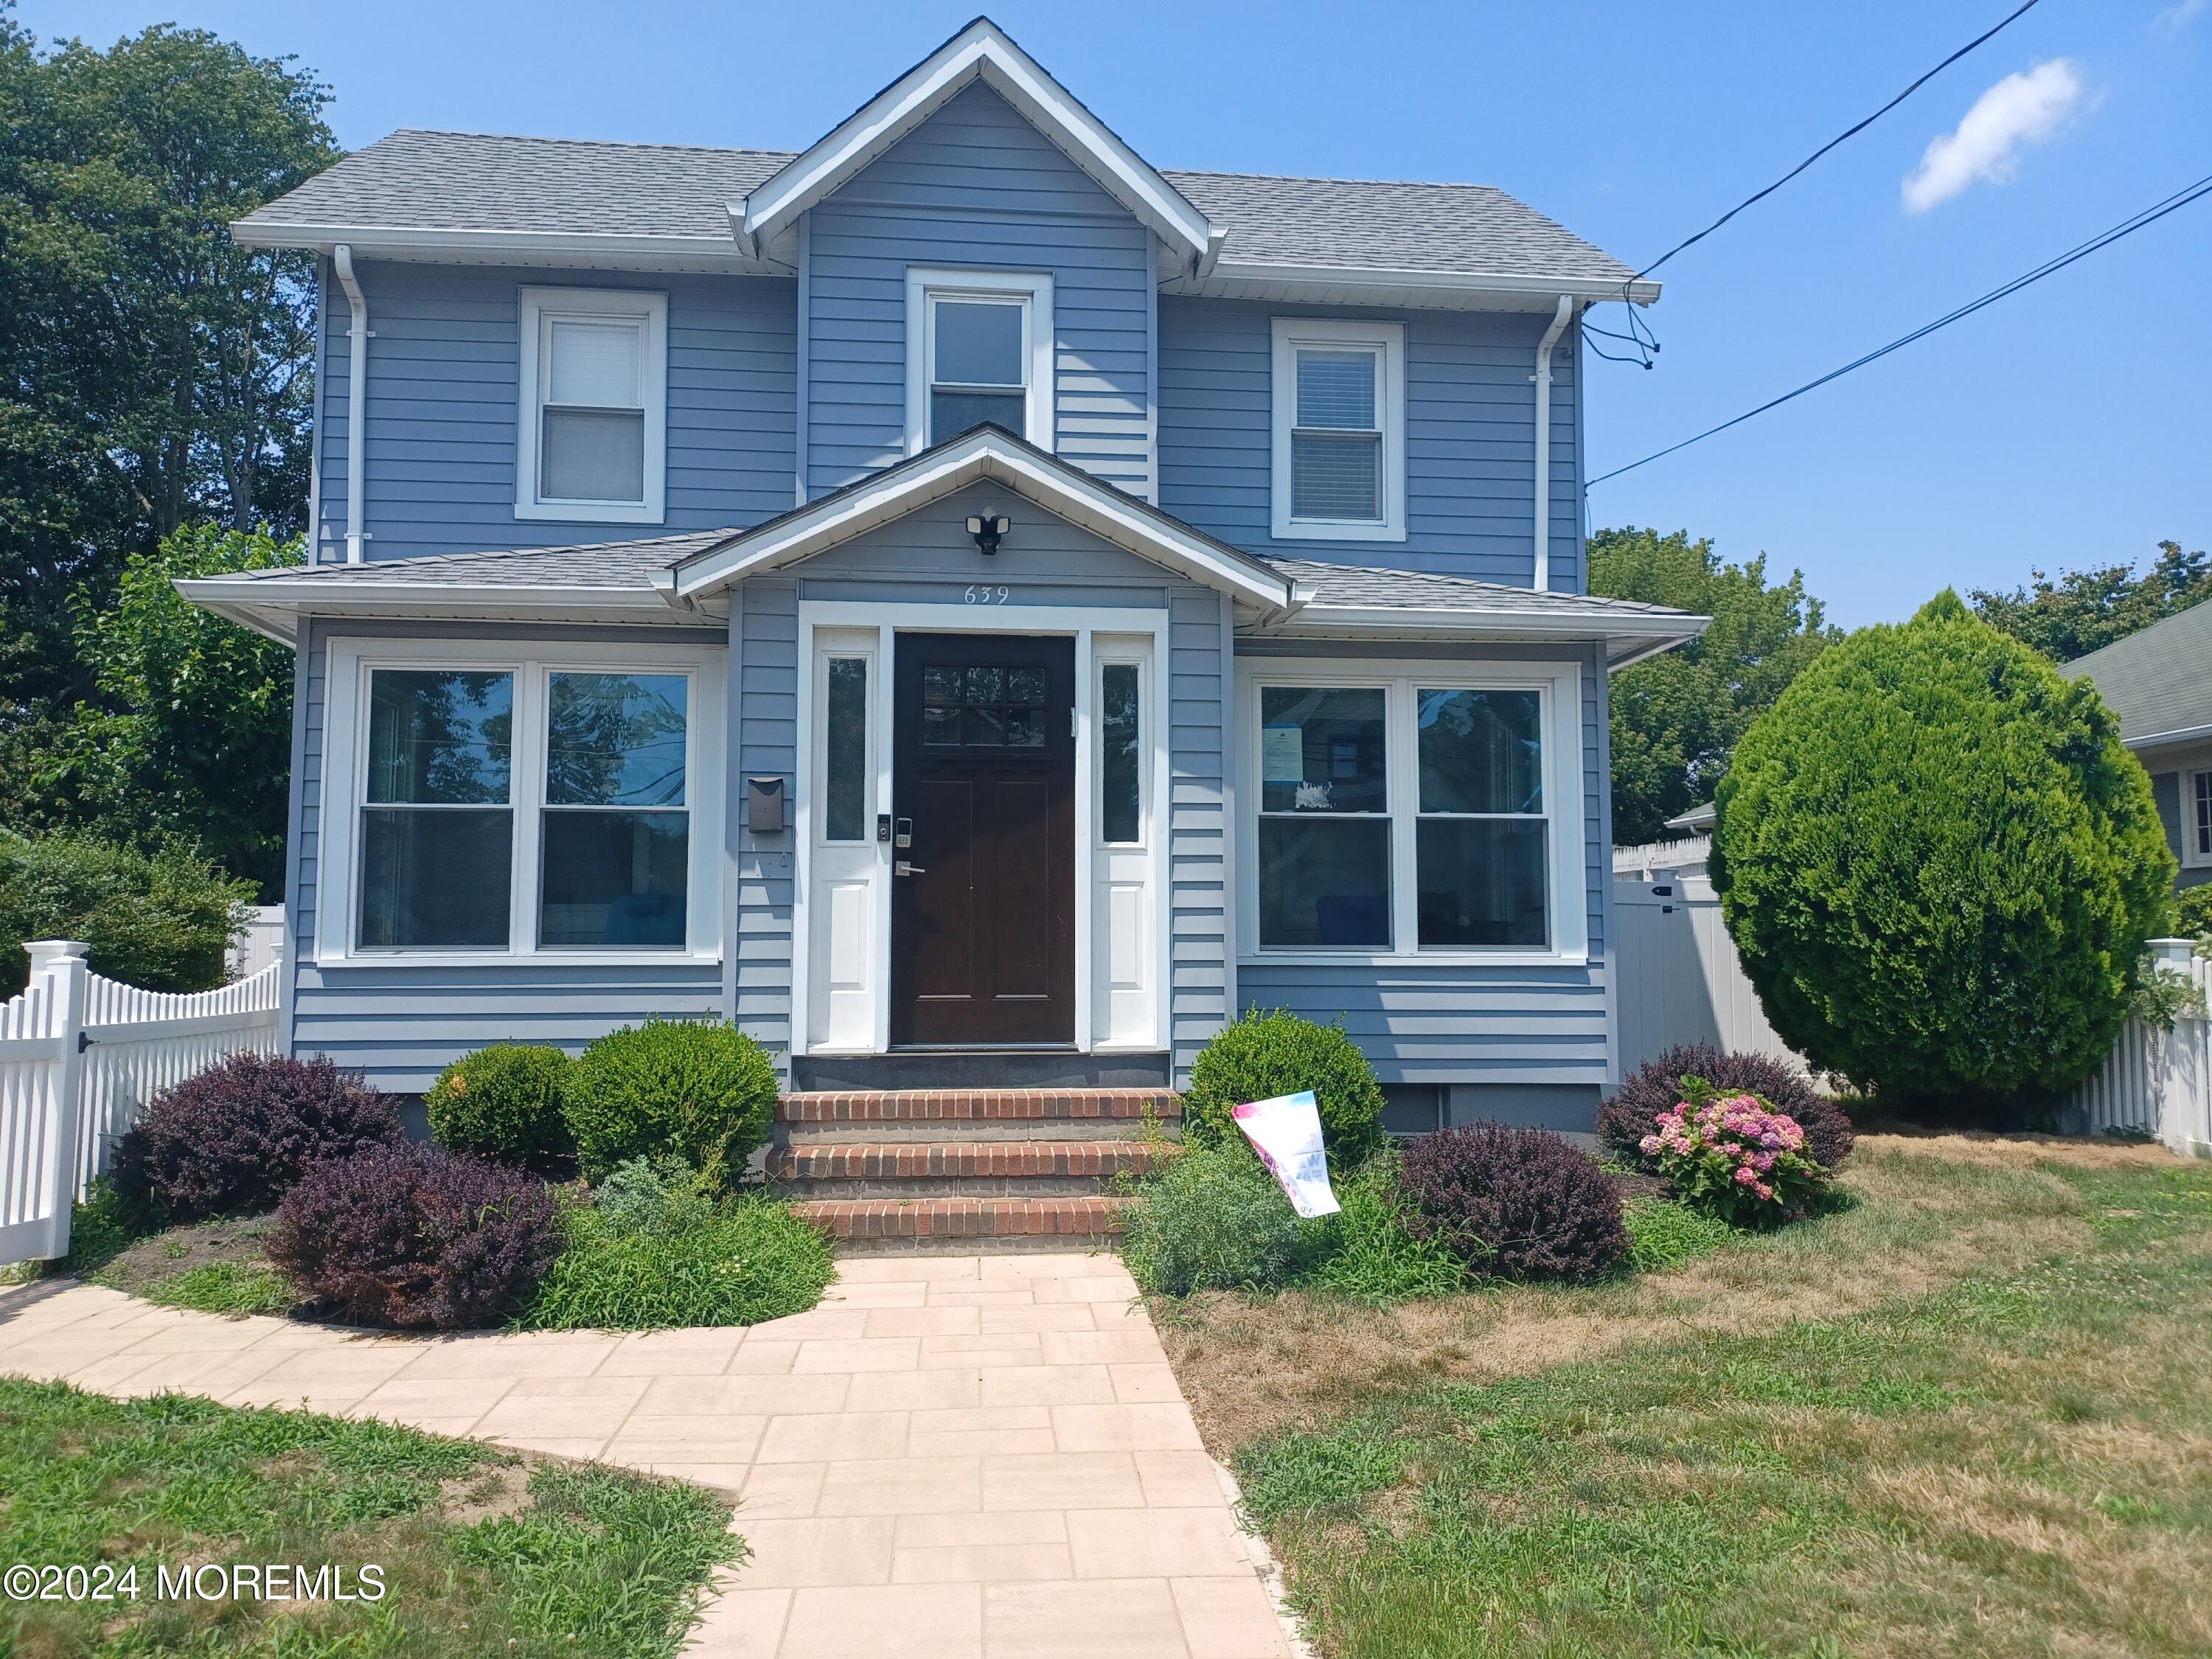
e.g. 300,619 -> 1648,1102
333,246 -> 369,564
1531,295 -> 1573,594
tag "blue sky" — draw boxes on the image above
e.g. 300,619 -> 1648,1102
27,0 -> 2211,627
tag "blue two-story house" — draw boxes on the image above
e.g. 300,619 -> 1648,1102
184,18 -> 1705,1147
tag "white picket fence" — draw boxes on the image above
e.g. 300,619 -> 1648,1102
2053,939 -> 2212,1158
0,939 -> 281,1263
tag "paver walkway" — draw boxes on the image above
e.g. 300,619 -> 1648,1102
0,1252 -> 1293,1659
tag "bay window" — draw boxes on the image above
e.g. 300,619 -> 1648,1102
1240,661 -> 1585,961
330,644 -> 720,961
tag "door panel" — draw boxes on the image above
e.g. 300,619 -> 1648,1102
892,634 -> 1075,1046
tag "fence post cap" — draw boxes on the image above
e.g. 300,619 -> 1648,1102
23,939 -> 91,967
2151,936 -> 2197,966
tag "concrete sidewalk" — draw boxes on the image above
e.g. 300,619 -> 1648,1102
0,1252 -> 1294,1659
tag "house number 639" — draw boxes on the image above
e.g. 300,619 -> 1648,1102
963,585 -> 1010,605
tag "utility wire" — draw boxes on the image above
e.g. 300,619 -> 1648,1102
1587,172 -> 2212,487
1604,0 -> 2047,364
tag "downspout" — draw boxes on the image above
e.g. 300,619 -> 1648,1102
1531,293 -> 1572,593
333,246 -> 369,564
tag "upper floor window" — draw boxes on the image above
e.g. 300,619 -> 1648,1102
1270,319 -> 1406,542
516,286 -> 667,524
905,268 -> 1054,453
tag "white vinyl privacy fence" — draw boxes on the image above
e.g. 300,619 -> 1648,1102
0,939 -> 281,1263
2053,939 -> 2212,1158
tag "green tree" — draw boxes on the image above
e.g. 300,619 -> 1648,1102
37,529 -> 299,896
0,12 -> 336,710
1590,527 -> 1840,845
0,831 -> 254,997
1712,592 -> 2174,1107
1969,540 -> 2212,664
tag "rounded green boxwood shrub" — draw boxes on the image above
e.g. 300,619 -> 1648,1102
561,1019 -> 778,1182
1396,1123 -> 1627,1283
1598,1043 -> 1854,1173
1714,591 -> 2174,1106
1181,1009 -> 1385,1166
425,1043 -> 575,1166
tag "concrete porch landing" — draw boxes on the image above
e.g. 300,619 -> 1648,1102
0,1253 -> 1295,1659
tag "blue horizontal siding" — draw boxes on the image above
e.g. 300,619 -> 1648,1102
1157,297 -> 1581,591
805,80 -> 1153,501
319,262 -> 796,561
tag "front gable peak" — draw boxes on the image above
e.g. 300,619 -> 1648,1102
737,17 -> 1216,264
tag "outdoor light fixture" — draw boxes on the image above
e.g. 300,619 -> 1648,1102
966,512 -> 1010,555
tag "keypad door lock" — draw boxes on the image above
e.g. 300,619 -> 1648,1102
894,817 -> 914,849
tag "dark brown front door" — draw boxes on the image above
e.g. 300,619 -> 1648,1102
891,633 -> 1076,1046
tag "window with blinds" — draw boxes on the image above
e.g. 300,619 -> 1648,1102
1270,319 -> 1405,542
516,287 -> 667,524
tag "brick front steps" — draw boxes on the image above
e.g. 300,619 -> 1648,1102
773,1088 -> 1178,1253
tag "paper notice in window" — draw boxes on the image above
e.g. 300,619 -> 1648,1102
1261,726 -> 1304,785
1231,1090 -> 1340,1218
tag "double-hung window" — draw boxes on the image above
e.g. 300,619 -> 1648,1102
334,646 -> 720,961
2185,770 -> 2212,868
1270,319 -> 1405,541
516,287 -> 667,524
1241,662 -> 1583,961
905,268 -> 1054,452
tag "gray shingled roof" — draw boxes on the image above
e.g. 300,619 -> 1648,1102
2058,599 -> 2212,746
1265,557 -> 1688,618
217,535 -> 1697,633
237,129 -> 1637,283
1162,172 -> 1633,282
223,529 -> 737,588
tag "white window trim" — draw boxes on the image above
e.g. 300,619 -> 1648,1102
1270,317 -> 1407,543
904,268 -> 1055,456
319,636 -> 723,967
2185,769 -> 2212,868
515,285 -> 668,524
1234,656 -> 1587,966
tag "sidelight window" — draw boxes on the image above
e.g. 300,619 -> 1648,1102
1099,661 -> 1142,845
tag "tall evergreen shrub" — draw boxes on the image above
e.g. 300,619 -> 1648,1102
1712,591 -> 2174,1104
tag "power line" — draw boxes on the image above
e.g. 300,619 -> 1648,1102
1596,0 -> 2047,366
1587,172 -> 2212,487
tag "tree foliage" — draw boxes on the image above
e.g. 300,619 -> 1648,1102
1712,592 -> 2174,1106
0,10 -> 335,712
1969,540 -> 2212,664
1590,527 -> 1840,845
0,830 -> 256,996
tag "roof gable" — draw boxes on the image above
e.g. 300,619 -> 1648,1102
737,17 -> 1214,262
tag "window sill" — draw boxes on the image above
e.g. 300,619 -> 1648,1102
316,949 -> 723,970
1238,948 -> 1590,970
1270,518 -> 1407,543
515,499 -> 664,526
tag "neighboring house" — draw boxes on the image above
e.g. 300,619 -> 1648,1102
181,18 -> 1706,1141
1615,801 -> 1714,881
2061,600 -> 2212,891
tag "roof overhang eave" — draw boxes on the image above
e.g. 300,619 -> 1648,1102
671,432 -> 1292,613
173,577 -> 700,644
1264,603 -> 1708,666
227,220 -> 787,273
738,20 -> 1212,261
1177,260 -> 1660,307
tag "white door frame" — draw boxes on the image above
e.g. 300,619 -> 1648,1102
791,599 -> 1171,1058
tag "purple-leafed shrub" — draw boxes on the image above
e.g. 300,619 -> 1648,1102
1597,1043 -> 1855,1175
1396,1123 -> 1627,1283
108,1051 -> 404,1222
267,1143 -> 563,1330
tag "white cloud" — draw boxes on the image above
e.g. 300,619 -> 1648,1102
1902,59 -> 2084,213
2157,0 -> 2209,32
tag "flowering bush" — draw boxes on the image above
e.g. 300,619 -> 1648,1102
1638,1080 -> 1829,1225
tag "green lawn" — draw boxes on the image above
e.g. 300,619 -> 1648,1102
0,1380 -> 740,1658
1176,1136 -> 2212,1658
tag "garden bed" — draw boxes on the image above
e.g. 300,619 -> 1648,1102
0,1378 -> 738,1658
1166,1132 -> 2212,1658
